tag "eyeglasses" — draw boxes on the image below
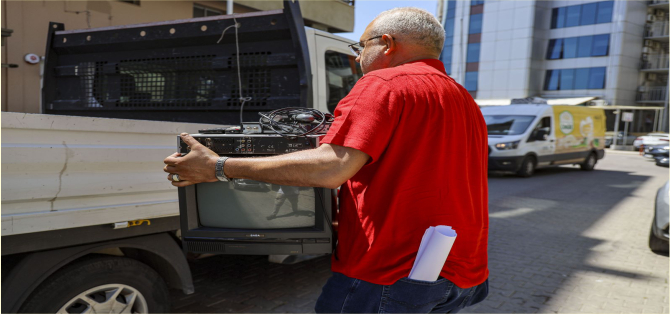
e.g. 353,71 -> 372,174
347,35 -> 386,56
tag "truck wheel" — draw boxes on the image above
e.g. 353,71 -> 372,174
580,153 -> 597,171
19,255 -> 170,313
516,156 -> 536,177
649,224 -> 669,253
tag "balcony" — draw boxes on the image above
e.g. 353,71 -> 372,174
641,54 -> 670,72
235,0 -> 354,32
645,21 -> 669,41
649,0 -> 669,9
637,86 -> 668,103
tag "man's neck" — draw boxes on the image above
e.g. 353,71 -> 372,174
389,55 -> 439,68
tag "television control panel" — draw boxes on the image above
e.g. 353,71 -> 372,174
179,134 -> 322,156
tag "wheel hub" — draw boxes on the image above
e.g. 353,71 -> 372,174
58,284 -> 148,314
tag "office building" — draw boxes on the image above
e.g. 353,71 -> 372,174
437,0 -> 669,133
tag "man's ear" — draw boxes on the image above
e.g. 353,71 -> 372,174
382,34 -> 396,55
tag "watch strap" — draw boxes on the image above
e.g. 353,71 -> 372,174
215,157 -> 230,181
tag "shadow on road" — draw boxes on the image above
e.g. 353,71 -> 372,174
469,165 -> 661,313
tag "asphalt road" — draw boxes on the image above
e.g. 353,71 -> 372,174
171,151 -> 669,313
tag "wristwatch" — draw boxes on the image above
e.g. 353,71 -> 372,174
215,157 -> 230,181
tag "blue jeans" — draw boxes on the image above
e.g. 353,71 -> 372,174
315,272 -> 488,313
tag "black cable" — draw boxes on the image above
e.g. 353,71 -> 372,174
258,107 -> 334,139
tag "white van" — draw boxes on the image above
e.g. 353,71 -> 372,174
481,105 -> 606,177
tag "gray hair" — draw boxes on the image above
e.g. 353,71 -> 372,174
372,7 -> 445,54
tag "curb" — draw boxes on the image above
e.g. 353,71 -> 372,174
605,149 -> 642,155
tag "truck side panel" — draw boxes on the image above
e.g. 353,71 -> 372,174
1,112 -> 222,236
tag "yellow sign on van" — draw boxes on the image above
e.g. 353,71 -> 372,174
553,106 -> 606,154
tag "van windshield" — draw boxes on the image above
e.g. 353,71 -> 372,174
484,115 -> 536,135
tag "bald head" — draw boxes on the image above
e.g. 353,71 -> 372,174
370,7 -> 445,55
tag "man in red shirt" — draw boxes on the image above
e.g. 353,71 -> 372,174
164,7 -> 489,313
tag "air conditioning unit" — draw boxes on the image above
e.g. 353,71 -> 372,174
643,47 -> 651,54
638,85 -> 647,92
647,14 -> 656,22
647,73 -> 658,81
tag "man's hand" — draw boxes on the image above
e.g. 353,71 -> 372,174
163,133 -> 220,187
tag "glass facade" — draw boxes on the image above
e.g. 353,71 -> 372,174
469,14 -> 483,34
551,1 -> 613,29
465,72 -> 479,91
546,34 -> 610,59
467,43 -> 481,63
440,0 -> 457,75
464,0 -> 483,94
544,67 -> 607,90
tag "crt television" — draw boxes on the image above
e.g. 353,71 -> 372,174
178,134 -> 335,255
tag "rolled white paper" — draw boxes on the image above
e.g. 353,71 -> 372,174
408,225 -> 457,281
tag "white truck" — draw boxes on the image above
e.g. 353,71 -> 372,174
2,2 -> 360,312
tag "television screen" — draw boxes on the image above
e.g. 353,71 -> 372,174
197,180 -> 316,229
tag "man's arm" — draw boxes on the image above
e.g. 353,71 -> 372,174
164,133 -> 369,189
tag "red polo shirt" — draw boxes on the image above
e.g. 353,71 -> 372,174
320,59 -> 489,288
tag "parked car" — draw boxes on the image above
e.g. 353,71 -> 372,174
643,145 -> 669,159
605,131 -> 637,147
655,156 -> 669,167
649,180 -> 669,253
643,144 -> 666,155
634,132 -> 669,150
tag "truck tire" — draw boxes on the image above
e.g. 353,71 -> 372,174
649,224 -> 669,254
580,153 -> 597,171
19,255 -> 170,313
516,156 -> 536,177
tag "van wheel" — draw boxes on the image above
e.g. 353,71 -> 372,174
19,255 -> 170,313
580,153 -> 597,171
516,156 -> 536,177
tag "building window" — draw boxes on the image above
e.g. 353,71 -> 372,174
545,70 -> 560,90
469,14 -> 483,34
546,39 -> 562,59
560,69 -> 575,90
596,1 -> 614,23
563,37 -> 578,59
544,67 -> 606,90
193,4 -> 223,18
471,0 -> 485,5
565,5 -> 581,27
466,43 -> 481,63
577,36 -> 593,57
118,0 -> 140,5
588,67 -> 606,89
551,1 -> 614,29
552,7 -> 566,28
464,72 -> 478,91
574,68 -> 590,89
580,3 -> 598,25
591,34 -> 610,56
545,34 -> 609,59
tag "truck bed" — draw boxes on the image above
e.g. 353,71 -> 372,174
2,112 -> 223,236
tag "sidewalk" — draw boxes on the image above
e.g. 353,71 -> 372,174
605,148 -> 642,155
